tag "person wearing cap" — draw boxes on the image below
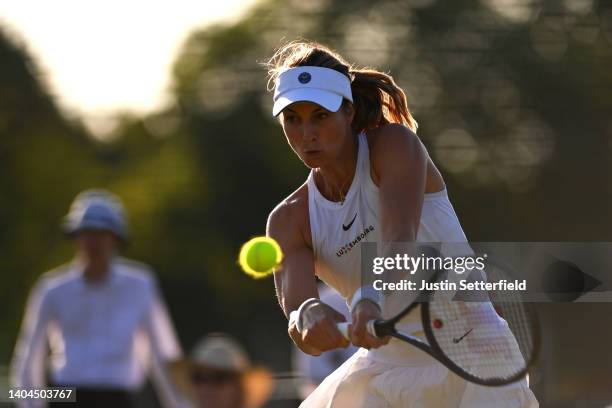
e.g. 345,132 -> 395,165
10,189 -> 187,408
170,334 -> 273,408
264,42 -> 538,407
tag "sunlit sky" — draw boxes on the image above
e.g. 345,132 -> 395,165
0,0 -> 258,122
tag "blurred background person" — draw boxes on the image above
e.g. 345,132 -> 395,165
171,333 -> 273,408
292,282 -> 357,399
10,189 -> 186,408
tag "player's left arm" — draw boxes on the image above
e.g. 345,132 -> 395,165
348,125 -> 429,346
370,123 -> 428,243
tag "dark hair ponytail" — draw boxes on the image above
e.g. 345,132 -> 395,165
349,68 -> 416,133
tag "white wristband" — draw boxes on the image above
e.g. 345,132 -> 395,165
350,285 -> 382,313
289,298 -> 321,333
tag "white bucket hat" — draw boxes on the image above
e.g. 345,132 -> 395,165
272,66 -> 353,116
62,189 -> 128,241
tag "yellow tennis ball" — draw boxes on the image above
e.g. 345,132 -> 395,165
238,236 -> 283,278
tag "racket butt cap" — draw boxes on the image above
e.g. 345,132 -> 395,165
367,320 -> 378,337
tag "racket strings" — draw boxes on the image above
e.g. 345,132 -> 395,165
431,300 -> 534,379
426,263 -> 537,382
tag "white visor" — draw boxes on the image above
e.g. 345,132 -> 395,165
272,66 -> 353,116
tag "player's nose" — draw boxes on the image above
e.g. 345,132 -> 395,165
302,121 -> 318,141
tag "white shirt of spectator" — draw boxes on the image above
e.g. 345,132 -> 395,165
10,257 -> 186,408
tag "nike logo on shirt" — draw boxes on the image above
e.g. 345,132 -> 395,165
342,213 -> 357,231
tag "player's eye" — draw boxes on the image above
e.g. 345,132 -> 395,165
316,112 -> 329,120
284,115 -> 298,124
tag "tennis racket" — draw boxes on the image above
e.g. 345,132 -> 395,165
337,250 -> 540,387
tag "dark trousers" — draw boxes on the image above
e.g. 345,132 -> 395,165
48,388 -> 137,408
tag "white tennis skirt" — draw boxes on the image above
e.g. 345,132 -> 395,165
299,347 -> 538,408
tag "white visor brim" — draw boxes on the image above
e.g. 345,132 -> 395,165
273,88 -> 344,116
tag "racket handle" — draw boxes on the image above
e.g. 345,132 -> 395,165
337,322 -> 351,339
337,321 -> 380,339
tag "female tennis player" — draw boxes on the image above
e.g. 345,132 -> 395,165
265,41 -> 538,407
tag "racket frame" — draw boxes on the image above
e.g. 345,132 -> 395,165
367,254 -> 540,387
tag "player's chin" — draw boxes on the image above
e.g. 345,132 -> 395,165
299,152 -> 326,169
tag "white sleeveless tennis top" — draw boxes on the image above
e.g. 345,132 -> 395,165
307,132 -> 470,363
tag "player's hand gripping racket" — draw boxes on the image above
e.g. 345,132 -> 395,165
337,248 -> 539,387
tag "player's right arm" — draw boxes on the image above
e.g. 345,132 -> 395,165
267,192 -> 349,355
